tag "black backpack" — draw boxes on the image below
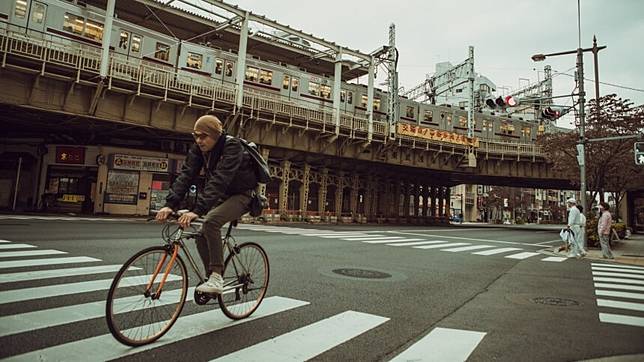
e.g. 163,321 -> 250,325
227,136 -> 271,184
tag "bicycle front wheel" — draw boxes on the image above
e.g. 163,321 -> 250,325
218,242 -> 269,320
106,245 -> 188,346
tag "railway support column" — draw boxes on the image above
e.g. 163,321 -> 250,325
430,186 -> 437,222
350,173 -> 359,221
333,48 -> 343,135
335,172 -> 344,222
367,56 -> 375,142
278,160 -> 291,220
299,164 -> 311,217
444,186 -> 451,222
318,168 -> 329,220
258,147 -> 270,198
235,12 -> 250,111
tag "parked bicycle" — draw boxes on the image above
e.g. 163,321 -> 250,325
105,211 -> 270,346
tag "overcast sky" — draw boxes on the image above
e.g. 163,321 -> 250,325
228,0 -> 644,128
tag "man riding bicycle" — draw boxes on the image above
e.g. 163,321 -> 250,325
156,115 -> 259,295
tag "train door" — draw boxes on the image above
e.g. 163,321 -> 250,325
213,58 -> 225,84
27,1 -> 47,35
281,74 -> 299,100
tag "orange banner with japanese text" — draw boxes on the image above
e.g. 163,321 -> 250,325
397,123 -> 479,148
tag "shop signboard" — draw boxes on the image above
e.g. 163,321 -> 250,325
112,154 -> 169,172
56,146 -> 85,164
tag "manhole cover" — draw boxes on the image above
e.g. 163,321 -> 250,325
532,297 -> 579,307
332,268 -> 392,279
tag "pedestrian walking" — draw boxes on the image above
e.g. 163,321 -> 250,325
564,198 -> 584,258
597,202 -> 615,259
577,205 -> 588,257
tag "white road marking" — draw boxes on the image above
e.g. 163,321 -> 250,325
541,257 -> 568,262
504,252 -> 540,260
386,241 -> 445,247
0,265 -> 126,284
0,240 -> 11,243
592,263 -> 644,271
0,256 -> 100,269
594,283 -> 644,292
362,238 -> 426,244
592,266 -> 644,275
593,277 -> 644,286
471,247 -> 523,256
0,274 -> 181,304
0,287 -> 195,338
310,234 -> 373,238
596,299 -> 644,312
595,290 -> 644,300
591,271 -> 644,280
6,296 -> 309,362
341,236 -> 406,241
0,249 -> 67,258
598,313 -> 644,327
387,231 -> 544,247
0,244 -> 36,250
441,245 -> 494,252
414,243 -> 470,250
211,311 -> 389,361
390,327 -> 486,362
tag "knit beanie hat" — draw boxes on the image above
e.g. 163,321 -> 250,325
194,115 -> 223,139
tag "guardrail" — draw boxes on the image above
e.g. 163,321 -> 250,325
0,28 -> 543,157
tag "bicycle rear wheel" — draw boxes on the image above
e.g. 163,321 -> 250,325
218,242 -> 269,320
106,245 -> 188,346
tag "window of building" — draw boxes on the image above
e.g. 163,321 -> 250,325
84,19 -> 103,41
283,75 -> 290,90
259,69 -> 273,85
215,59 -> 223,75
63,13 -> 84,35
459,116 -> 467,128
405,106 -> 415,119
154,42 -> 170,62
225,61 -> 234,77
455,88 -> 463,93
186,52 -> 203,69
291,77 -> 299,92
30,2 -> 45,24
245,66 -> 259,82
14,0 -> 27,19
309,81 -> 320,96
423,110 -> 433,123
459,101 -> 468,108
347,91 -> 353,104
320,84 -> 331,99
131,34 -> 142,53
480,84 -> 490,93
340,90 -> 346,102
57,177 -> 80,194
118,31 -> 129,50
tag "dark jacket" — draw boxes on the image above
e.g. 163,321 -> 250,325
165,134 -> 258,216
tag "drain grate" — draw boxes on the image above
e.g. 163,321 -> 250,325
332,268 -> 392,279
532,297 -> 579,307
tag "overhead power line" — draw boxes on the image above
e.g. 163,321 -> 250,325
556,73 -> 644,93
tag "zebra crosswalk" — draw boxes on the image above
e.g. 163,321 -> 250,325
0,238 -> 488,361
238,224 -> 565,263
591,262 -> 644,328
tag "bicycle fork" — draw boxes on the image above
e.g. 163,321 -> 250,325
144,245 -> 179,299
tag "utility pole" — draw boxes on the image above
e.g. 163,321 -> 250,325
576,46 -> 587,215
387,23 -> 399,140
592,35 -> 601,122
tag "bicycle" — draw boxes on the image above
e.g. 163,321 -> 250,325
105,211 -> 270,346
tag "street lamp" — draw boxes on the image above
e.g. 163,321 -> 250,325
531,37 -> 606,217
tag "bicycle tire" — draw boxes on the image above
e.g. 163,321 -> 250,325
218,242 -> 269,320
105,245 -> 188,346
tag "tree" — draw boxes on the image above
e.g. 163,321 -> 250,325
538,94 -> 644,213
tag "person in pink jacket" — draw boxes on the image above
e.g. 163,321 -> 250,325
597,202 -> 614,259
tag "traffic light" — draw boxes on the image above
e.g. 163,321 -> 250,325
485,96 -> 518,109
635,142 -> 644,166
541,106 -> 564,120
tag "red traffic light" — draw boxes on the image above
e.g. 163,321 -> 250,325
504,96 -> 518,107
542,107 -> 562,120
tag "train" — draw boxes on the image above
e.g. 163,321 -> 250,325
0,0 -> 540,143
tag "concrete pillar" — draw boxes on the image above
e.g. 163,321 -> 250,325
371,179 -> 380,220
422,185 -> 430,218
99,0 -> 116,78
235,12 -> 250,109
350,173 -> 359,220
413,184 -> 421,218
437,187 -> 444,220
318,168 -> 328,218
430,186 -> 437,219
258,147 -> 270,197
402,181 -> 410,219
394,179 -> 402,219
445,186 -> 451,221
299,163 -> 311,214
335,172 -> 344,219
278,160 -> 291,219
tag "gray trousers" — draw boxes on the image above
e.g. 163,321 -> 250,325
599,234 -> 614,258
195,192 -> 251,276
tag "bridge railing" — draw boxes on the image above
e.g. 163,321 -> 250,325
0,28 -> 543,157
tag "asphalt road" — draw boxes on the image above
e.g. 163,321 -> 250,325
1,216 -> 643,361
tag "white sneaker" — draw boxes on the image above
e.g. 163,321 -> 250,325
196,273 -> 223,294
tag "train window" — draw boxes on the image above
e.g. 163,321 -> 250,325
522,127 -> 531,137
245,66 -> 259,82
283,75 -> 290,90
291,77 -> 299,92
482,120 -> 492,131
215,59 -> 223,75
309,81 -> 320,96
459,116 -> 467,128
225,61 -> 234,77
84,20 -> 103,41
259,69 -> 273,85
14,0 -> 27,19
31,2 -> 46,24
373,98 -> 381,111
118,31 -> 129,50
347,91 -> 353,104
64,13 -> 84,36
320,84 -> 331,99
360,95 -> 367,108
446,115 -> 452,125
405,106 -> 415,119
500,122 -> 515,135
131,34 -> 142,53
155,43 -> 170,62
187,52 -> 203,69
340,90 -> 346,102
423,110 -> 433,123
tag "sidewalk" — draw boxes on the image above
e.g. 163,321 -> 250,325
546,234 -> 644,267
